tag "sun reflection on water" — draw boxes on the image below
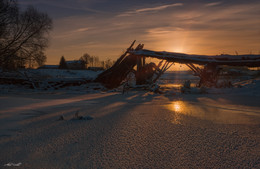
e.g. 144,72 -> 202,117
170,101 -> 187,124
167,99 -> 260,125
173,101 -> 182,112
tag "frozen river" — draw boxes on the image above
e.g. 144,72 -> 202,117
0,86 -> 259,168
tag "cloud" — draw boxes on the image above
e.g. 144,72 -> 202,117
118,3 -> 183,17
134,3 -> 183,13
205,2 -> 222,7
73,27 -> 90,33
146,27 -> 184,35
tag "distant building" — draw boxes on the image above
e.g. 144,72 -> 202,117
66,60 -> 86,70
39,60 -> 87,70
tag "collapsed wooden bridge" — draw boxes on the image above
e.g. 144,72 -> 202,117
96,41 -> 260,89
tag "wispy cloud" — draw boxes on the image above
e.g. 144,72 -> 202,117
118,3 -> 183,17
73,27 -> 90,33
146,27 -> 184,35
52,26 -> 92,39
205,2 -> 222,7
134,3 -> 183,13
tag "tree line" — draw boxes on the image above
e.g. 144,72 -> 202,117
0,0 -> 52,70
59,53 -> 115,70
80,53 -> 115,69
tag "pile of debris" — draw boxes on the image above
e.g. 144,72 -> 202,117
95,41 -> 173,89
96,41 -> 260,89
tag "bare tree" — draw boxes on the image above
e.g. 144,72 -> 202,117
80,52 -> 115,69
80,53 -> 91,68
104,59 -> 113,69
94,56 -> 100,67
0,0 -> 18,37
101,61 -> 105,69
89,56 -> 94,67
0,0 -> 52,70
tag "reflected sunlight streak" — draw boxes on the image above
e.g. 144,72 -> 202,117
167,99 -> 260,125
169,101 -> 187,124
173,102 -> 182,112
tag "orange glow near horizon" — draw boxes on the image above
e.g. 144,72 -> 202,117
170,46 -> 185,53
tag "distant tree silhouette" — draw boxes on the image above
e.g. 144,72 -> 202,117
59,56 -> 68,69
80,53 -> 91,68
89,56 -> 94,67
0,0 -> 52,70
104,59 -> 113,69
80,52 -> 115,69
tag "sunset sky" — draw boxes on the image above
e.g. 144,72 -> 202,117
19,0 -> 260,65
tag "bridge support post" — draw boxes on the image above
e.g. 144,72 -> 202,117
136,56 -> 146,85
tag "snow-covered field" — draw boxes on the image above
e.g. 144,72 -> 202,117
0,70 -> 259,168
0,69 -> 103,93
1,69 -> 101,79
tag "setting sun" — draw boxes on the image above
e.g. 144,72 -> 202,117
171,46 -> 185,53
